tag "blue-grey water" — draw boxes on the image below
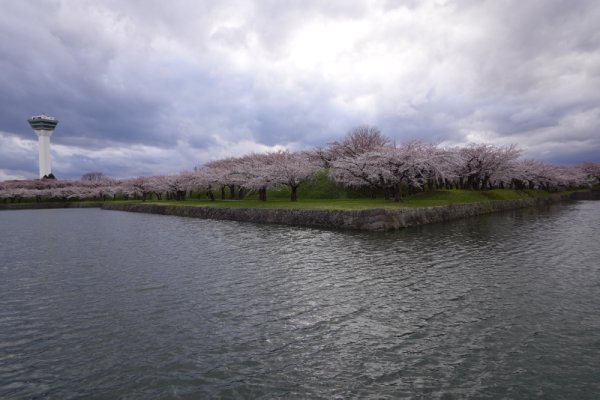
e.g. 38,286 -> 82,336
1,202 -> 599,399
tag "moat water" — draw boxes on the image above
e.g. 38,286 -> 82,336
1,202 -> 599,399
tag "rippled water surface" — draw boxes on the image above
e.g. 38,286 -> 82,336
1,202 -> 600,399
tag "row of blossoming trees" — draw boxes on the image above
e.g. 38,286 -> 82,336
1,126 -> 599,203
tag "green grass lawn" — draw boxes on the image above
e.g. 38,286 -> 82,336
143,189 -> 549,211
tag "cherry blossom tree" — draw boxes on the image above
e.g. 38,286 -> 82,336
510,160 -> 554,190
330,141 -> 446,200
196,167 -> 221,201
315,125 -> 390,167
552,165 -> 588,189
258,150 -> 320,201
580,162 -> 600,187
204,157 -> 244,200
233,153 -> 275,201
127,177 -> 155,201
329,149 -> 383,197
81,172 -> 105,181
455,144 -> 521,190
162,174 -> 193,201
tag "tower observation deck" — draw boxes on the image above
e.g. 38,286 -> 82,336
28,114 -> 58,179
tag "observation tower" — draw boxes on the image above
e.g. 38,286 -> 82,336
28,114 -> 58,179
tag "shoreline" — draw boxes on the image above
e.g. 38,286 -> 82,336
0,202 -> 104,210
2,191 -> 598,231
103,191 -> 597,231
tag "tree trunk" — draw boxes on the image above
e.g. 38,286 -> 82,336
427,179 -> 434,191
481,176 -> 490,190
467,176 -> 474,190
290,185 -> 298,201
229,184 -> 235,199
393,184 -> 402,202
259,187 -> 267,201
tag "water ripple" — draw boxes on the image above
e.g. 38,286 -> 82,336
1,202 -> 599,399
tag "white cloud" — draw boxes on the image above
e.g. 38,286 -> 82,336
1,0 -> 599,180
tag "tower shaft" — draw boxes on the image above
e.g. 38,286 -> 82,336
36,131 -> 52,178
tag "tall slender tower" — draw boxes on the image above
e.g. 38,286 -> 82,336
28,114 -> 58,179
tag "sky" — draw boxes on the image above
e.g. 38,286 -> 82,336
1,0 -> 599,180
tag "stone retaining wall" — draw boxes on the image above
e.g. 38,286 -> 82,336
101,191 -> 598,231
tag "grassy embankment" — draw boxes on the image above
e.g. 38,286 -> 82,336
144,189 -> 555,211
1,189 -> 575,211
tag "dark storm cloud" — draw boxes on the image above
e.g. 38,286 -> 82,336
0,1 -> 172,149
0,148 -> 36,173
0,0 -> 598,179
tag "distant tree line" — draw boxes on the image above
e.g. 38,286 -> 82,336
1,126 -> 599,203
